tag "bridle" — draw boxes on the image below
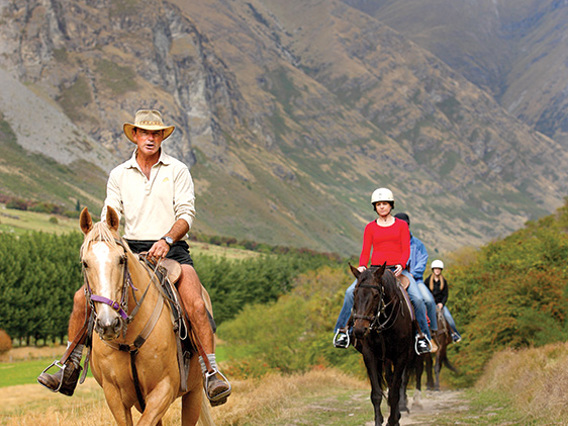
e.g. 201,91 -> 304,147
82,238 -> 151,337
82,237 -> 175,411
352,278 -> 403,337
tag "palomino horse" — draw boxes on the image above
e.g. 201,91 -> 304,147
79,207 -> 214,426
427,307 -> 458,391
350,264 -> 415,426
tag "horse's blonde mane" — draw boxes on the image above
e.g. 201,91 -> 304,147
80,221 -> 121,257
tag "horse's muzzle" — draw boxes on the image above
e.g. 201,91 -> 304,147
95,314 -> 124,340
353,322 -> 370,339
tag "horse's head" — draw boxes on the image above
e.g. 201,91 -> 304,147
80,207 -> 130,341
350,263 -> 388,339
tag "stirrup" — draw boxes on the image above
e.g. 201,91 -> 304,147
204,369 -> 232,403
414,335 -> 432,355
333,330 -> 350,348
38,360 -> 67,393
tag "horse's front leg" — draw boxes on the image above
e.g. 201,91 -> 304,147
425,353 -> 435,390
412,354 -> 424,409
434,352 -> 442,391
101,384 -> 134,426
362,347 -> 384,426
398,366 -> 410,413
136,379 -> 177,426
386,356 -> 407,426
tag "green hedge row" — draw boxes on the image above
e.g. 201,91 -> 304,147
0,231 -> 342,344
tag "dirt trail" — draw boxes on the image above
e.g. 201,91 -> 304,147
396,389 -> 468,425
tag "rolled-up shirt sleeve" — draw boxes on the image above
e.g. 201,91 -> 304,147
101,167 -> 123,222
173,166 -> 196,229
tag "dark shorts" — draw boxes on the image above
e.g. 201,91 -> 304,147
125,239 -> 194,266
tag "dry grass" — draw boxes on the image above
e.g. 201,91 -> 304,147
189,242 -> 261,261
210,368 -> 368,425
0,345 -> 67,362
476,341 -> 568,423
0,368 -> 368,425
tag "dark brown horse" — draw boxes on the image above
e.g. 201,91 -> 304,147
350,264 -> 415,426
428,307 -> 458,390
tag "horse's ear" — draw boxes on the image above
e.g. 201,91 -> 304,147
79,207 -> 93,235
106,206 -> 120,231
373,262 -> 387,280
349,263 -> 361,279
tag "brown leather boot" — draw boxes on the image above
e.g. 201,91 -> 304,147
37,362 -> 82,396
205,372 -> 231,406
430,338 -> 439,354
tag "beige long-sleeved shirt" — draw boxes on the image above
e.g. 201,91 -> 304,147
102,149 -> 195,240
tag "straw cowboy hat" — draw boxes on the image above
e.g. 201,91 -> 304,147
123,109 -> 175,143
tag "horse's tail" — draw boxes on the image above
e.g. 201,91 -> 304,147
443,356 -> 459,374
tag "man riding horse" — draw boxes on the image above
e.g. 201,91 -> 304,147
38,109 -> 231,405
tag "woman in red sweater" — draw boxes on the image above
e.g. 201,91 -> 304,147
333,187 -> 435,354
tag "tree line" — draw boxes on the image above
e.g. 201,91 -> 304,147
0,231 -> 343,345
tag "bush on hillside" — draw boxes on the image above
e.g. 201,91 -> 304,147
0,329 -> 12,353
6,198 -> 28,211
447,200 -> 568,386
218,265 -> 363,378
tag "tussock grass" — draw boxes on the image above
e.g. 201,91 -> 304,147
476,341 -> 568,423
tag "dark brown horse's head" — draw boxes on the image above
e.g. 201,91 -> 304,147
350,263 -> 388,339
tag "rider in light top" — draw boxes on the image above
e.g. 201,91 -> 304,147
333,188 -> 437,354
424,260 -> 462,343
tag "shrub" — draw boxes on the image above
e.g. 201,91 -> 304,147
0,329 -> 12,353
6,199 -> 28,210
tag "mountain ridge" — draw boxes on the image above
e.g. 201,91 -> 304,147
0,0 -> 567,256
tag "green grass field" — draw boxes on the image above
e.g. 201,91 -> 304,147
0,359 -> 80,387
0,344 -> 229,389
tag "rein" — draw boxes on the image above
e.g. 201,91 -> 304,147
83,239 -> 147,327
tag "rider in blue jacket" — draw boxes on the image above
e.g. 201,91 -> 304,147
394,213 -> 438,336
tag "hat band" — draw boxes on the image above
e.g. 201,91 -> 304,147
136,121 -> 166,126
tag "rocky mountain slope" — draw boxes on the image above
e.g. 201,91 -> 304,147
1,0 -> 567,255
344,0 -> 568,145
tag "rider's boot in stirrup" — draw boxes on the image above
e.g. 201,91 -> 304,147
38,342 -> 84,396
37,360 -> 82,396
430,338 -> 438,354
415,334 -> 432,355
333,328 -> 350,348
204,369 -> 232,406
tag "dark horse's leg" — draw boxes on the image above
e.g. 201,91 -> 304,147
408,353 -> 423,409
398,366 -> 410,413
362,345 -> 384,426
386,356 -> 406,426
425,353 -> 435,390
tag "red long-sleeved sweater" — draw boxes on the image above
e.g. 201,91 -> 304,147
359,218 -> 410,268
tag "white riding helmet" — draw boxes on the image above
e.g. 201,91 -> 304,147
431,259 -> 444,270
371,187 -> 394,205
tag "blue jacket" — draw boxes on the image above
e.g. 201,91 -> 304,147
408,234 -> 428,283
